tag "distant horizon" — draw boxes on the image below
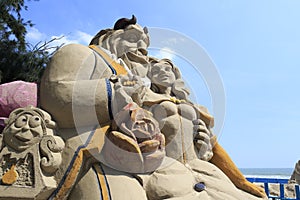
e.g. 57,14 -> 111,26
240,168 -> 293,179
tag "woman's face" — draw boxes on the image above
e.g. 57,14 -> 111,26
150,61 -> 176,88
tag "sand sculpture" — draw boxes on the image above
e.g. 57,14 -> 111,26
0,106 -> 64,199
0,16 -> 268,199
290,160 -> 300,184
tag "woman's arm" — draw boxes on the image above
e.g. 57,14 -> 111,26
210,142 -> 267,198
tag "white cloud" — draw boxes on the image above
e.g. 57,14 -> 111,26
26,27 -> 93,53
50,31 -> 93,47
152,47 -> 176,60
26,27 -> 47,43
49,34 -> 77,47
165,38 -> 179,45
76,31 -> 93,45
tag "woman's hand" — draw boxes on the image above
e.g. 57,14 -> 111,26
192,119 -> 213,161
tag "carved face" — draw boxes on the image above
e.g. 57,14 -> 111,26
109,24 -> 149,58
3,113 -> 44,151
150,61 -> 176,89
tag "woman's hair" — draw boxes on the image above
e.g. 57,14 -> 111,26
148,57 -> 190,100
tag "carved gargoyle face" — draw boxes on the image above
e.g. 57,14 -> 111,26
102,103 -> 165,173
3,113 -> 44,152
109,25 -> 149,58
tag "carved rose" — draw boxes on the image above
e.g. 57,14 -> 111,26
102,103 -> 165,173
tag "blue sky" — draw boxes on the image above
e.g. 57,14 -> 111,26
22,0 -> 300,168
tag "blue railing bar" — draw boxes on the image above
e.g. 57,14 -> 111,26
267,196 -> 299,200
280,183 -> 285,199
246,177 -> 300,200
264,182 -> 270,196
268,198 -> 300,200
296,185 -> 300,199
246,177 -> 289,184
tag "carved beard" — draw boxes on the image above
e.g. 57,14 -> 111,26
120,50 -> 150,78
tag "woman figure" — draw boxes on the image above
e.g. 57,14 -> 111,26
141,58 -> 214,163
138,58 -> 267,198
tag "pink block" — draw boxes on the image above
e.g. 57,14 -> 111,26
0,81 -> 37,131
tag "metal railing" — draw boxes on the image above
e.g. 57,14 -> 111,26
246,177 -> 300,200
